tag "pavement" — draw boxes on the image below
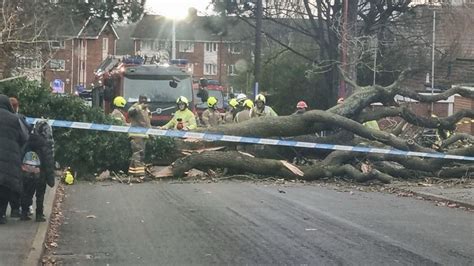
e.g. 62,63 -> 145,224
47,181 -> 473,265
396,182 -> 474,209
0,182 -> 58,266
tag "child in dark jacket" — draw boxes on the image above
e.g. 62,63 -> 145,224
20,120 -> 55,222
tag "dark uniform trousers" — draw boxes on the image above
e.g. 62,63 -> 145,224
21,173 -> 47,216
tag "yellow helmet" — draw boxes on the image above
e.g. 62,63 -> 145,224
207,96 -> 218,108
243,99 -> 254,109
176,96 -> 189,105
113,96 -> 127,108
229,98 -> 238,108
255,94 -> 266,104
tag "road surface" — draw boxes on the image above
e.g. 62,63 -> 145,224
50,181 -> 473,265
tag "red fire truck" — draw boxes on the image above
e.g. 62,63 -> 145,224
192,79 -> 226,120
94,56 -> 199,126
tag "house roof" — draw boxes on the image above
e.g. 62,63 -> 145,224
47,16 -> 119,40
131,14 -> 256,42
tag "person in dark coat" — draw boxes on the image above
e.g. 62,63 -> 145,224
20,120 -> 55,222
0,94 -> 28,224
8,97 -> 22,217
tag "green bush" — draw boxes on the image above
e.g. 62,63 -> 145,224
0,79 -> 175,178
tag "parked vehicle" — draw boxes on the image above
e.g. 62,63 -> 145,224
93,56 -> 199,126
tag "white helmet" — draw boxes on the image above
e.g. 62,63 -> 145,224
236,93 -> 247,103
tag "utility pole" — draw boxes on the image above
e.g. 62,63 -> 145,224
254,0 -> 262,99
430,10 -> 436,114
372,37 -> 377,86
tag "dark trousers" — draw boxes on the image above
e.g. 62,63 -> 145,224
21,174 -> 47,215
0,185 -> 12,216
9,191 -> 20,211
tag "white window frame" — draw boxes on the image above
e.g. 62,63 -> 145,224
102,37 -> 109,60
228,64 -> 236,76
204,63 -> 217,75
50,59 -> 66,71
50,40 -> 65,49
205,42 -> 218,53
141,40 -> 155,50
228,43 -> 241,54
187,63 -> 194,74
16,57 -> 40,69
179,41 -> 194,53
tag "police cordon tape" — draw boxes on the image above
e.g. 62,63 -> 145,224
26,117 -> 474,162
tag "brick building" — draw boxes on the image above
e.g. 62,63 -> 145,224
131,14 -> 254,90
44,17 -> 119,94
394,5 -> 474,134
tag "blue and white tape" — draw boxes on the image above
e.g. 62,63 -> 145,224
26,118 -> 474,161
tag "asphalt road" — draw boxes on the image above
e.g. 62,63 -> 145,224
51,181 -> 473,265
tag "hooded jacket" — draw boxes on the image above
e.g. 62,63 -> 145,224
0,94 -> 28,192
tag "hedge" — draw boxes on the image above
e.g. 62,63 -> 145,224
0,79 -> 174,178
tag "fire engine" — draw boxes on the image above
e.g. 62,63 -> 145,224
193,79 -> 226,119
93,56 -> 201,126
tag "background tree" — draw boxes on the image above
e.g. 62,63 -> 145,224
0,0 -> 145,79
213,0 -> 413,109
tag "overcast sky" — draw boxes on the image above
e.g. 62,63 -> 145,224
145,0 -> 213,16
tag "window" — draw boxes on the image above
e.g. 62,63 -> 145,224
141,40 -> 155,50
50,59 -> 65,71
187,63 -> 194,74
16,57 -> 40,69
102,38 -> 109,60
228,64 -> 236,76
179,41 -> 194,53
50,40 -> 65,49
204,63 -> 217,75
205,42 -> 218,53
228,43 -> 241,54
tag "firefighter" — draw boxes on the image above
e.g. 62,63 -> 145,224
235,99 -> 254,123
201,96 -> 221,128
251,94 -> 277,118
235,93 -> 247,112
224,98 -> 239,123
127,95 -> 151,178
293,101 -> 308,115
162,96 -> 197,130
111,96 -> 128,125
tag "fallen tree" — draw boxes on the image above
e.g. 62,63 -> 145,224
164,72 -> 473,183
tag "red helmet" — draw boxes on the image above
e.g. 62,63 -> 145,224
296,101 -> 308,109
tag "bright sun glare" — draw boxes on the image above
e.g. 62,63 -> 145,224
146,0 -> 209,19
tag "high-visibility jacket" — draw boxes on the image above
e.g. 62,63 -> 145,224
251,106 -> 278,118
163,108 -> 197,130
363,120 -> 380,131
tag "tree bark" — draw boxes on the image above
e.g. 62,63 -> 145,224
172,150 -> 392,183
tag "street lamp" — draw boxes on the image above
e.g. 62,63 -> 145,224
160,8 -> 188,60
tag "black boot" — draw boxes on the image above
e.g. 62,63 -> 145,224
20,211 -> 31,221
0,215 -> 6,224
10,209 -> 20,218
35,213 -> 46,222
